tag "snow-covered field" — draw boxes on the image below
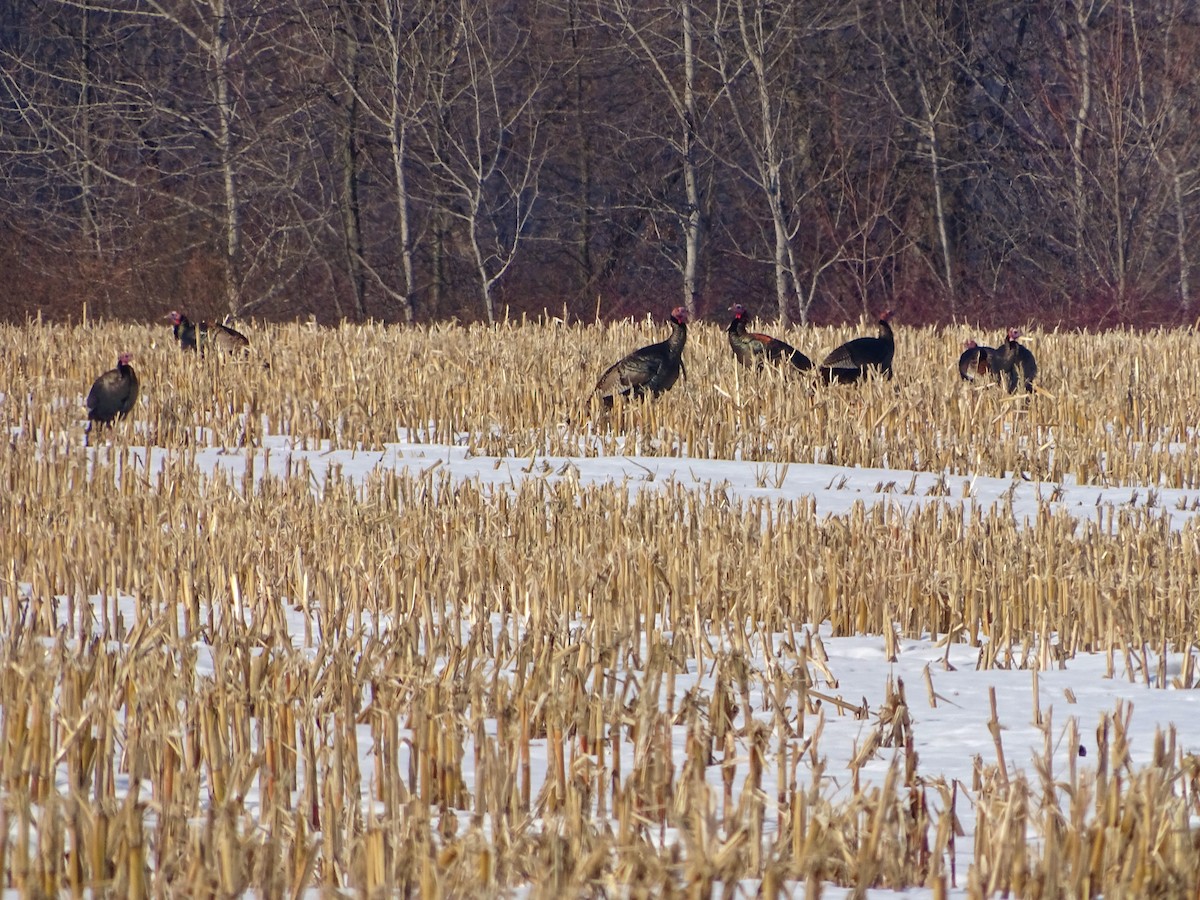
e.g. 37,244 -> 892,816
79,431 -> 1200,897
173,432 -> 1200,530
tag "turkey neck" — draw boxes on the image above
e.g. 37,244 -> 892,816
667,318 -> 688,356
727,316 -> 753,351
877,317 -> 894,346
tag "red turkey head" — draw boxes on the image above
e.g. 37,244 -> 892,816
671,306 -> 689,324
167,311 -> 183,325
879,309 -> 895,322
118,352 -> 133,366
1007,327 -> 1022,342
730,303 -> 748,317
963,339 -> 978,349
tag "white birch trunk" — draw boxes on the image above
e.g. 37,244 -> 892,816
213,0 -> 242,316
681,0 -> 700,319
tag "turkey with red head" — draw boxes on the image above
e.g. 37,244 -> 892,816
167,311 -> 250,355
86,352 -> 139,441
958,339 -> 993,381
167,311 -> 199,351
595,307 -> 689,410
819,309 -> 895,383
989,327 -> 1037,394
727,304 -> 812,372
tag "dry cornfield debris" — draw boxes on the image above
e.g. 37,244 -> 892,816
0,317 -> 1199,895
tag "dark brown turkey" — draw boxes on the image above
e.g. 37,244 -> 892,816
595,307 -> 688,409
167,311 -> 199,351
819,309 -> 895,383
989,327 -> 1038,394
86,352 -> 139,440
727,304 -> 812,371
167,311 -> 250,355
958,339 -> 993,381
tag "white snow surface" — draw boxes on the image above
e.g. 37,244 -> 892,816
75,433 -> 1200,897
121,432 -> 1200,529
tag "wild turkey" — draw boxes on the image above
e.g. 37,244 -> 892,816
86,352 -> 139,440
727,304 -> 812,371
595,307 -> 688,409
167,311 -> 250,355
819,309 -> 895,383
958,339 -> 993,381
203,318 -> 251,355
989,327 -> 1038,394
168,311 -> 199,351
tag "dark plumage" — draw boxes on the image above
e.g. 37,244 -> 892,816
819,309 -> 895,383
727,304 -> 813,371
595,307 -> 689,409
168,310 -> 199,351
167,311 -> 250,355
989,327 -> 1038,394
958,339 -> 993,381
86,352 -> 139,439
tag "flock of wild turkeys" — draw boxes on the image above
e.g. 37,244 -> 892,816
593,306 -> 1037,409
83,307 -> 1039,438
84,312 -> 250,440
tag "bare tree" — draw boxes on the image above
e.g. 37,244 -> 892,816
1105,0 -> 1200,311
120,0 -> 257,316
0,4 -> 126,262
334,0 -> 367,320
709,0 -> 866,323
866,0 -> 974,311
600,0 -> 711,319
296,0 -> 441,323
34,0 -> 318,317
1159,145 -> 1199,311
1016,0 -> 1200,309
370,0 -> 426,323
1062,0 -> 1099,291
415,0 -> 549,324
4,0 -> 1200,325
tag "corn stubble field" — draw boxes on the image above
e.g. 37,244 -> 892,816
3,314 -> 1200,897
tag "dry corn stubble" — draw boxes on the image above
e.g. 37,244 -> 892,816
1,317 -> 1199,894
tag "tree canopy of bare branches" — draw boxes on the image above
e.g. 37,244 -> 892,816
1,0 -> 1198,326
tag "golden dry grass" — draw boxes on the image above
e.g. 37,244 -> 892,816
0,315 -> 1198,895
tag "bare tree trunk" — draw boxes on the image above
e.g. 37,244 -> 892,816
466,206 -> 495,324
896,0 -> 956,307
419,0 -> 545,324
211,0 -> 243,317
680,0 -> 700,319
608,0 -> 706,320
712,1 -> 861,325
76,1 -> 117,315
1165,153 -> 1191,310
77,1 -> 101,257
427,10 -> 460,319
337,1 -> 367,321
1069,1 -> 1093,290
736,0 -> 797,323
920,89 -> 956,302
568,0 -> 594,292
389,122 -> 417,323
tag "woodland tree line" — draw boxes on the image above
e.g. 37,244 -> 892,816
1,0 -> 1198,327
